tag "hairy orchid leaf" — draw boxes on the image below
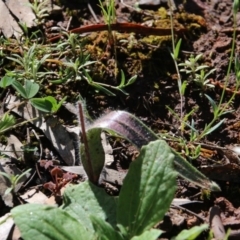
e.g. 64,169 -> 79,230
88,110 -> 220,191
80,128 -> 105,183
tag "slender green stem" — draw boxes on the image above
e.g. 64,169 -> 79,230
218,12 -> 237,108
169,4 -> 184,132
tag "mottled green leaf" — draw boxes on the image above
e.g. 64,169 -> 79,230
91,215 -> 124,240
63,181 -> 117,230
117,140 -> 177,238
11,204 -> 89,240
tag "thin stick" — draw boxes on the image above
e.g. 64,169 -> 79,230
88,3 -> 100,23
48,23 -> 185,42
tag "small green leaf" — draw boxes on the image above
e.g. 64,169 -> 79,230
195,53 -> 203,62
0,113 -> 16,134
174,38 -> 182,60
195,65 -> 209,72
126,75 -> 137,87
90,82 -> 116,96
90,215 -> 124,240
180,80 -> 187,95
4,187 -> 13,195
173,224 -> 208,240
30,98 -> 53,112
119,70 -> 126,87
205,94 -> 218,115
11,204 -> 90,240
49,79 -> 65,84
117,140 -> 177,238
56,96 -> 67,112
12,80 -> 27,98
7,55 -> 24,67
204,119 -> 225,136
0,76 -> 14,88
24,80 -> 39,98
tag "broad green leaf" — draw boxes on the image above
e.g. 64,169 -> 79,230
89,110 -> 220,191
80,128 -> 105,183
62,181 -> 117,230
90,215 -> 124,240
30,96 -> 65,113
172,224 -> 208,240
12,80 -> 27,98
11,204 -> 89,240
24,80 -> 39,98
30,97 -> 53,112
44,96 -> 59,112
131,229 -> 162,240
117,140 -> 177,238
0,76 -> 14,88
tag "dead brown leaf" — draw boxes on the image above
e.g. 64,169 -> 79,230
0,0 -> 36,38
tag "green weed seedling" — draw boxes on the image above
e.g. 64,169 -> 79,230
28,0 -> 49,24
0,168 -> 31,195
99,0 -> 116,31
6,43 -> 54,83
178,53 -> 216,92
